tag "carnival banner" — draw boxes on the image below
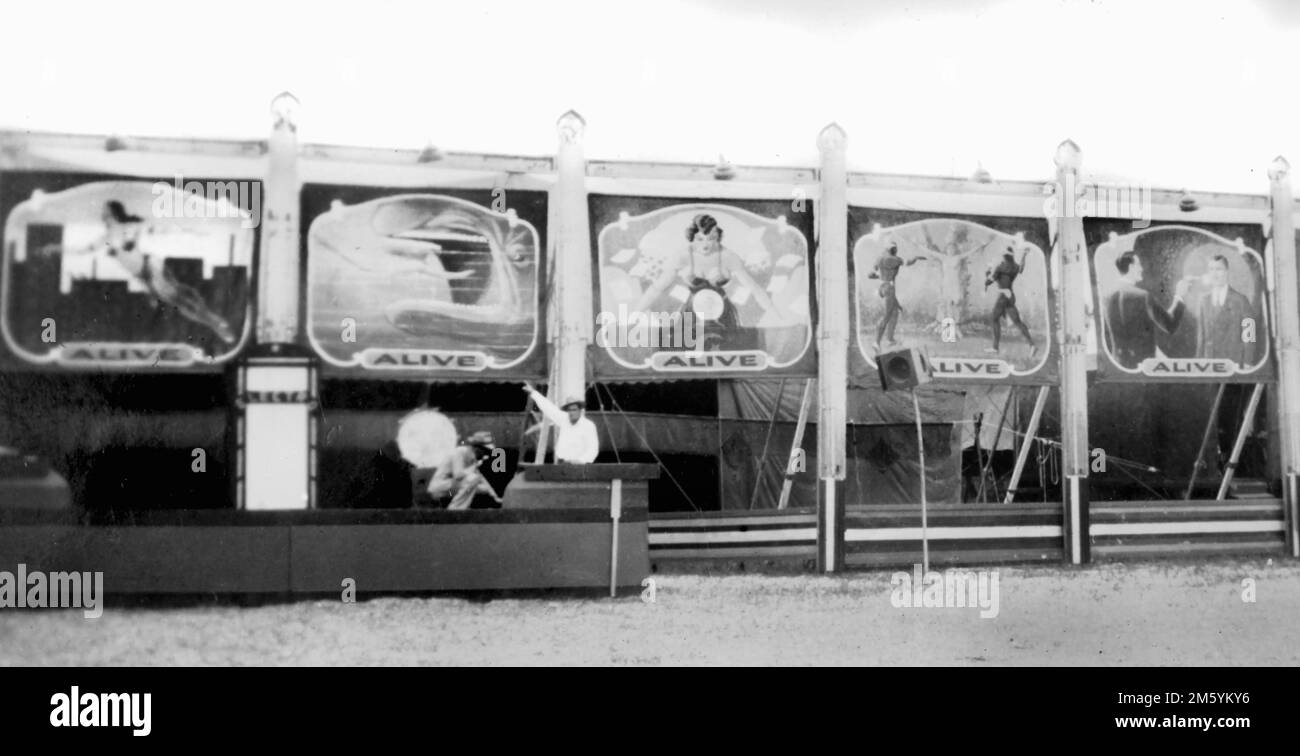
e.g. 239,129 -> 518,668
1086,220 -> 1272,382
0,171 -> 255,370
589,196 -> 816,379
303,185 -> 547,379
848,207 -> 1056,385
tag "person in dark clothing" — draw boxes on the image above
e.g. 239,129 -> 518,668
1102,251 -> 1190,369
1195,254 -> 1259,365
984,246 -> 1037,357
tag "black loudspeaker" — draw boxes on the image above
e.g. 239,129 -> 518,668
878,347 -> 933,391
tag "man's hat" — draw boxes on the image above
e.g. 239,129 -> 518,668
560,397 -> 585,410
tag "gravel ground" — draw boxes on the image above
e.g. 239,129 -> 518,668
2,558 -> 1298,666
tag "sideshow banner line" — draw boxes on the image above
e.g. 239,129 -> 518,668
1085,218 -> 1274,383
847,206 -> 1057,386
588,194 -> 818,380
301,183 -> 548,380
0,169 -> 258,372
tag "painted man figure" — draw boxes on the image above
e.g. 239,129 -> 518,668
984,245 -> 1037,358
868,241 -> 921,351
1103,251 -> 1190,369
1195,254 -> 1258,365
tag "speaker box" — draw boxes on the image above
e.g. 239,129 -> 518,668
878,347 -> 933,391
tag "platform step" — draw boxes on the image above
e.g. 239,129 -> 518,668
1228,478 -> 1273,499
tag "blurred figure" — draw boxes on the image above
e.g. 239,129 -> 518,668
427,431 -> 503,509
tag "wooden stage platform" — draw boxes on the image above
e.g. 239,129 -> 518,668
0,507 -> 649,595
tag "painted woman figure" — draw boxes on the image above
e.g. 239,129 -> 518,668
98,201 -> 237,344
634,213 -> 794,352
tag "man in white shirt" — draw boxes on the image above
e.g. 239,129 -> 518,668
522,382 -> 600,464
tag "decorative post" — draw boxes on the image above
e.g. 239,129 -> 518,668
551,110 -> 593,411
816,123 -> 849,572
1268,156 -> 1300,556
259,91 -> 302,346
239,91 -> 315,511
1055,140 -> 1090,563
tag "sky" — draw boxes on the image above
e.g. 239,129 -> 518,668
2,0 -> 1298,194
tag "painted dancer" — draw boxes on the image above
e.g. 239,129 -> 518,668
93,201 -> 238,344
984,245 -> 1038,358
867,240 -> 921,351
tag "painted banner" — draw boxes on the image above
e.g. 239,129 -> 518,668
303,185 -> 547,379
849,207 -> 1056,385
1086,220 -> 1272,382
0,171 -> 255,370
589,195 -> 816,379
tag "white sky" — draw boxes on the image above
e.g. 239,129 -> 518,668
2,0 -> 1297,194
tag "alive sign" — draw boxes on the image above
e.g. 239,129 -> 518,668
930,357 -> 1010,378
359,348 -> 487,371
56,343 -> 198,367
1137,358 -> 1236,377
650,350 -> 768,371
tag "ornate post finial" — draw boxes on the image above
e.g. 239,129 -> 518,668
817,122 -> 847,152
1054,139 -> 1081,172
1269,155 -> 1290,182
271,91 -> 301,132
557,110 -> 586,144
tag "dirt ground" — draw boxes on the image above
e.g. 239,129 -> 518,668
2,558 -> 1298,666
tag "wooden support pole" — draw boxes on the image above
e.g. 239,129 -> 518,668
749,379 -> 787,510
610,478 -> 622,598
553,110 -> 593,417
1268,157 -> 1300,557
778,379 -> 815,510
258,92 -> 302,347
1005,386 -> 1050,504
1217,384 -> 1265,500
913,388 -> 929,573
1054,140 -> 1091,564
1185,384 -> 1227,500
815,124 -> 849,572
242,93 -> 314,511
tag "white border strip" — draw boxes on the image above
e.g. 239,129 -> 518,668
650,528 -> 817,545
1091,520 -> 1285,536
846,525 -> 1063,541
